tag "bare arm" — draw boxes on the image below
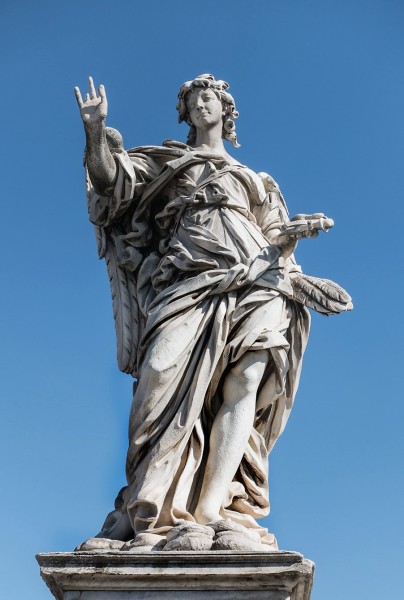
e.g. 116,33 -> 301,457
74,77 -> 117,193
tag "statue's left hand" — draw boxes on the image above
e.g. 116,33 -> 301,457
274,213 -> 334,258
282,213 -> 334,240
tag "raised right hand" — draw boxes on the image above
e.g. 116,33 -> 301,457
74,76 -> 108,126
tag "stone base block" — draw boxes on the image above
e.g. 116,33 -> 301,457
37,550 -> 314,600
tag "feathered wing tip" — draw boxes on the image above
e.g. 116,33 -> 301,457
104,234 -> 140,377
291,273 -> 353,315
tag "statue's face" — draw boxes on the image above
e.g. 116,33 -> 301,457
186,87 -> 223,130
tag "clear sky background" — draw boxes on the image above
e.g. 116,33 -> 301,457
1,1 -> 403,598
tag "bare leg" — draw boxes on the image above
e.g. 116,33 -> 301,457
194,349 -> 269,524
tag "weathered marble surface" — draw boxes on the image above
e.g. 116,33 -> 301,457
72,73 -> 352,551
37,550 -> 314,600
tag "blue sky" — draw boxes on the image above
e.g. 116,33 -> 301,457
1,1 -> 403,598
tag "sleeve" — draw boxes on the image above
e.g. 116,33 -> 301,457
252,172 -> 289,239
86,142 -> 162,228
254,172 -> 302,275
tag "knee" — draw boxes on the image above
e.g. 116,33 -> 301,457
226,351 -> 268,396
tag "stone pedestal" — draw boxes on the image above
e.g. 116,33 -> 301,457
37,550 -> 314,599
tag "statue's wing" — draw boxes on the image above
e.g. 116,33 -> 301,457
291,273 -> 353,315
86,127 -> 142,378
102,227 -> 141,377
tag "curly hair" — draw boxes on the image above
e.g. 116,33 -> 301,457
177,74 -> 240,148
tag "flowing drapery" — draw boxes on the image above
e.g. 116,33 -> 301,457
86,139 -> 310,544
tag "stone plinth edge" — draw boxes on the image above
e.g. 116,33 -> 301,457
37,550 -> 315,600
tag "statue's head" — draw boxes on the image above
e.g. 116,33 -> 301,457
177,74 -> 240,148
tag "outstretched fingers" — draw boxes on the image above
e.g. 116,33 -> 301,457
98,84 -> 106,100
75,76 -> 108,122
74,86 -> 84,108
75,76 -> 106,108
88,76 -> 97,99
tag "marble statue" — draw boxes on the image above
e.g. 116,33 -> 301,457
74,74 -> 352,552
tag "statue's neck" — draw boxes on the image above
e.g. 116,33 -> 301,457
192,122 -> 225,154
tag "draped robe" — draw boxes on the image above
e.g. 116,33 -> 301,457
86,139 -> 310,545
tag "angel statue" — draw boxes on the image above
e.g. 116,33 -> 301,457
74,74 -> 352,552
